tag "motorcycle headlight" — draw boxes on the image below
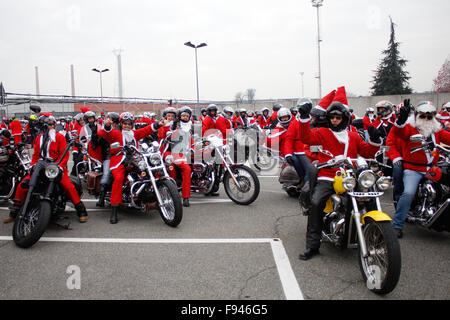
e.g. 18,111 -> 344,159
138,160 -> 147,171
165,155 -> 174,165
45,164 -> 60,179
149,153 -> 161,165
358,170 -> 376,189
376,176 -> 391,191
342,176 -> 357,191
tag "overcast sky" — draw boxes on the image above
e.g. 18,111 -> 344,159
1,0 -> 449,102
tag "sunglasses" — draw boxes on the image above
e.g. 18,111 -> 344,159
329,115 -> 342,120
418,113 -> 434,120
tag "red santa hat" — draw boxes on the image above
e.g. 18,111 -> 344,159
80,106 -> 91,114
332,86 -> 349,109
313,90 -> 336,112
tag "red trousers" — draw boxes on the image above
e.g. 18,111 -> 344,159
167,153 -> 191,199
15,170 -> 81,205
110,164 -> 126,206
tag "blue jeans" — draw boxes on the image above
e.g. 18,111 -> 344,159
292,154 -> 313,185
392,162 -> 404,203
393,169 -> 425,230
100,159 -> 112,185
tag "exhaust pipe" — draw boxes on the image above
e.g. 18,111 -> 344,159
424,198 -> 450,228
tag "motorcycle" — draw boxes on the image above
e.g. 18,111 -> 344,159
406,134 -> 450,232
0,131 -> 32,201
12,138 -> 83,248
104,141 -> 183,227
163,132 -> 260,205
300,146 -> 401,294
233,123 -> 279,172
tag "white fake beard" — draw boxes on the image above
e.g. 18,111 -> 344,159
48,129 -> 56,142
180,121 -> 192,133
414,117 -> 442,138
122,129 -> 135,144
331,129 -> 349,145
368,114 -> 375,121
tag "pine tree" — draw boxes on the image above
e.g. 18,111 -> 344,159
371,17 -> 412,96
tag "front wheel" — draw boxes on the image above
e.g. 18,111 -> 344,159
156,179 -> 183,227
358,220 -> 401,294
223,165 -> 260,205
12,200 -> 52,248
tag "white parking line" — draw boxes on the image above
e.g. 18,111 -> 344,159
0,236 -> 303,300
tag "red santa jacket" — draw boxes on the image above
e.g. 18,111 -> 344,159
265,125 -> 289,157
363,115 -> 375,131
215,115 -> 233,141
201,116 -> 218,136
298,118 -> 380,180
284,117 -> 305,157
31,131 -> 70,170
99,123 -> 158,170
257,115 -> 270,128
391,121 -> 450,173
385,128 -> 406,164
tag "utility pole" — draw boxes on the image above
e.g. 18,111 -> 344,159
113,48 -> 124,111
35,66 -> 40,96
70,65 -> 76,97
312,0 -> 323,98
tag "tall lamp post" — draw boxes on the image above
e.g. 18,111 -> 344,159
92,68 -> 109,111
184,41 -> 207,113
312,0 -> 323,98
299,72 -> 304,97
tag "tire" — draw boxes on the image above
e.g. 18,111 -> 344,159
157,179 -> 183,227
251,150 -> 279,172
358,220 -> 401,294
223,165 -> 260,205
12,200 -> 52,248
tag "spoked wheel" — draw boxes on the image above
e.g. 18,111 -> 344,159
223,165 -> 260,205
12,200 -> 52,248
358,219 -> 401,294
251,151 -> 279,172
156,180 -> 183,227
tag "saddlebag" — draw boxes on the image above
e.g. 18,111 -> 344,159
87,171 -> 103,195
278,165 -> 300,184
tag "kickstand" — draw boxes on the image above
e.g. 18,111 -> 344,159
51,215 -> 73,230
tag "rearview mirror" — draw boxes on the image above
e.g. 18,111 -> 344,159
310,145 -> 323,153
410,134 -> 425,143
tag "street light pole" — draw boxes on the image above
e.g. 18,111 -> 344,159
312,0 -> 323,98
92,68 -> 109,111
300,72 -> 304,97
184,41 -> 207,114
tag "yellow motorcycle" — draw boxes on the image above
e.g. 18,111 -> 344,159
304,146 -> 401,294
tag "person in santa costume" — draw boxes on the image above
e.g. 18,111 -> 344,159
215,106 -> 235,143
201,104 -> 219,136
390,100 -> 450,238
4,113 -> 88,223
257,107 -> 271,129
436,102 -> 450,128
98,112 -> 166,224
263,107 -> 292,157
70,112 -> 86,176
362,107 -> 376,141
368,100 -> 397,143
163,107 -> 194,207
234,108 -> 251,128
296,99 -> 382,260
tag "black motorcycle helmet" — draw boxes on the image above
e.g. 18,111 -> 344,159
273,103 -> 282,112
310,106 -> 328,128
107,112 -> 120,124
206,104 -> 218,117
326,102 -> 351,132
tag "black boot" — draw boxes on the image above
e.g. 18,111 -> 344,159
96,185 -> 106,207
110,206 -> 118,224
299,248 -> 320,261
4,200 -> 22,224
74,202 -> 88,223
183,198 -> 190,207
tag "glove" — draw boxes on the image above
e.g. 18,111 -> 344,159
285,155 -> 294,165
396,99 -> 411,126
298,103 -> 312,119
367,126 -> 382,144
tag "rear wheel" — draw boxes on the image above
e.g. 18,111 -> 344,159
12,200 -> 52,248
157,180 -> 183,227
358,219 -> 401,294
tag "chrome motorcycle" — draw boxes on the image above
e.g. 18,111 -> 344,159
164,132 -> 260,205
406,134 -> 450,232
105,141 -> 183,227
301,146 -> 401,294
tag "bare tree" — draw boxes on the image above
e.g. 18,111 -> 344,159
235,92 -> 244,106
246,88 -> 256,104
